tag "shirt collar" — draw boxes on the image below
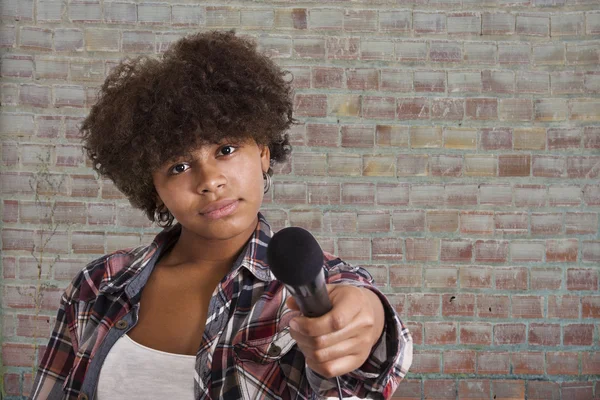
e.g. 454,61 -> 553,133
99,212 -> 276,299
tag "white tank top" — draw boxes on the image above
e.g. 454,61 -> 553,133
96,334 -> 196,399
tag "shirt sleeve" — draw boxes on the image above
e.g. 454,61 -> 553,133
304,254 -> 413,400
29,282 -> 78,400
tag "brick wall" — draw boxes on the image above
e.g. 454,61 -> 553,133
1,0 -> 599,399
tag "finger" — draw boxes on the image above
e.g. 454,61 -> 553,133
289,314 -> 367,350
300,335 -> 364,365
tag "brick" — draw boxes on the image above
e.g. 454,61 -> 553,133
444,127 -> 477,149
379,10 -> 411,32
546,239 -> 578,262
397,97 -> 429,120
414,12 -> 446,34
479,184 -> 510,205
371,238 -> 402,261
465,98 -> 497,120
312,67 -> 343,89
424,322 -> 456,345
584,184 -> 600,206
460,211 -> 493,234
527,381 -> 560,400
293,153 -> 326,176
561,382 -> 594,400
444,350 -> 475,374
552,71 -> 585,94
326,37 -> 359,60
292,37 -> 325,59
582,240 -> 600,263
531,212 -> 562,235
273,182 -> 306,204
337,237 -> 370,261
427,210 -> 458,233
499,98 -> 532,121
289,210 -> 323,232
341,125 -> 373,148
429,41 -> 462,62
563,324 -> 593,346
482,70 -> 514,94
412,351 -> 441,373
495,212 -> 527,235
516,13 -> 549,36
463,42 -> 496,64
69,1 -> 101,22
390,265 -> 422,288
582,296 -> 600,318
533,43 -> 565,65
429,155 -> 462,177
241,9 -> 274,29
551,13 -> 584,36
460,266 -> 492,289
305,124 -> 337,148
408,294 -> 440,317
85,28 -> 119,52
20,84 -> 51,108
495,267 -> 528,290
546,352 -> 579,375
380,70 -> 412,93
448,71 -> 482,93
498,43 -> 530,65
54,85 -> 85,108
586,11 -> 600,34
392,210 -> 425,232
480,127 -> 512,150
532,155 -> 566,178
36,115 -> 62,141
406,238 -> 440,262
2,343 -> 36,367
37,0 -> 64,22
424,266 -> 457,289
122,30 -> 154,53
414,71 -> 445,93
410,184 -> 444,206
567,156 -> 600,179
397,154 -> 428,177
584,126 -> 600,149
494,323 -> 525,344
582,352 -> 600,375
529,323 -> 560,346
445,184 -> 478,207
448,12 -> 481,35
362,96 -> 395,120
567,268 -> 598,291
570,98 -> 600,121
492,380 -> 525,400
474,240 -> 508,263
323,211 -> 355,233
294,94 -> 326,117
460,322 -> 492,345
482,12 -> 515,34
499,154 -> 530,177
376,125 -> 409,147
440,239 -> 472,263
205,6 -> 239,27
309,9 -> 342,30
516,71 -> 549,94
514,184 -> 547,208
443,294 -> 475,317
341,183 -> 374,205
357,211 -> 389,233
346,68 -> 378,90
55,28 -> 84,52
328,94 -> 360,117
548,184 -> 582,207
360,39 -> 394,61
273,9 -> 306,30
458,380 -> 490,399
431,98 -> 464,120
464,155 -> 496,177
1,0 -> 34,21
70,60 -> 103,82
104,2 -> 137,24
410,126 -> 442,148
477,352 -> 509,374
376,183 -> 409,206
395,41 -> 427,62
393,379 -> 421,399
513,127 -> 546,150
566,42 -> 600,65
511,352 -> 544,375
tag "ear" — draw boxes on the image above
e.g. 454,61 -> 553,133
259,144 -> 271,173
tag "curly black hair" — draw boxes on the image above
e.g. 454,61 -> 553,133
81,30 -> 295,225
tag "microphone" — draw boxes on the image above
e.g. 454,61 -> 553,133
266,226 -> 332,318
266,226 -> 344,400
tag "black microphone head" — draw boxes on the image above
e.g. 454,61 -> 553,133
267,227 -> 324,286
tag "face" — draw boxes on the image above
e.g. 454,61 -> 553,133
152,138 -> 270,241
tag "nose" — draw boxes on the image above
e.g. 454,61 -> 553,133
195,161 -> 226,194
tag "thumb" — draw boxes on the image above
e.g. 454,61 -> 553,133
286,295 -> 299,311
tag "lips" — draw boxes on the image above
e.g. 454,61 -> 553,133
199,199 -> 238,215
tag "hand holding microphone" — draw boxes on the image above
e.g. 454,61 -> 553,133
267,227 -> 385,397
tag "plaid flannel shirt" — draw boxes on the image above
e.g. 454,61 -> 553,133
30,213 -> 412,400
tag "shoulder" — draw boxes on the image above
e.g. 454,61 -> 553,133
65,243 -> 151,303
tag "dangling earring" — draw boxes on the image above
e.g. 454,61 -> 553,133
263,171 -> 272,194
155,204 -> 174,228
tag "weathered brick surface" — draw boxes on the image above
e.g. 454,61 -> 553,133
2,1 -> 599,398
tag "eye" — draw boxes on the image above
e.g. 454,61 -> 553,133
219,145 -> 238,156
169,163 -> 190,175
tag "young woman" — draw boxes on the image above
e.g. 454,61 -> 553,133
30,30 -> 412,400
